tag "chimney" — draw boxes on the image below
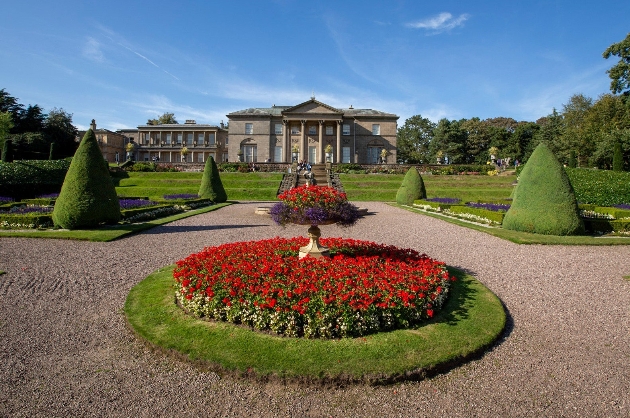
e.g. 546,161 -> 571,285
90,119 -> 97,131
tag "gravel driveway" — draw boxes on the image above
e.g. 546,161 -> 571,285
1,202 -> 629,417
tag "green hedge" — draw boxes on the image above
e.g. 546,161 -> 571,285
0,213 -> 53,229
583,218 -> 630,234
120,204 -> 174,220
413,200 -> 461,210
0,160 -> 71,199
566,168 -> 630,207
448,205 -> 506,224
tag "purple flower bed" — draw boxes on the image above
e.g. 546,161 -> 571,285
119,199 -> 158,210
0,196 -> 14,203
37,193 -> 59,199
426,197 -> 461,204
9,205 -> 53,214
466,202 -> 511,212
614,204 -> 630,210
163,194 -> 198,200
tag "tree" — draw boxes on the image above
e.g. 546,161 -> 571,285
461,118 -> 491,164
0,111 -> 14,155
52,129 -> 120,229
430,119 -> 468,164
16,104 -> 46,133
560,94 -> 594,165
198,156 -> 227,202
1,139 -> 13,162
44,108 -> 78,158
396,115 -> 435,163
395,167 -> 426,205
147,112 -> 178,125
531,109 -> 564,161
503,143 -> 583,236
603,32 -> 630,95
613,141 -> 624,171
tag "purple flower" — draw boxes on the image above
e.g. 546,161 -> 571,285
37,193 -> 59,199
426,197 -> 461,204
0,196 -> 14,203
119,199 -> 158,209
614,204 -> 630,210
164,194 -> 198,200
9,205 -> 53,214
466,202 -> 511,212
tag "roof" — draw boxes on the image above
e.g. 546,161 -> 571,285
227,99 -> 398,119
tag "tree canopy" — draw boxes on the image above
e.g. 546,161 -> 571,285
147,112 -> 178,125
603,32 -> 630,95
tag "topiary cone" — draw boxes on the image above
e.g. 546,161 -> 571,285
198,156 -> 227,202
396,167 -> 426,205
503,142 -> 583,235
52,129 -> 120,229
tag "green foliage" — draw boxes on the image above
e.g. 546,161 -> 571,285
396,167 -> 426,205
1,139 -> 13,162
613,141 -> 624,171
198,156 -> 227,202
396,115 -> 435,163
503,143 -> 584,235
147,112 -> 178,125
568,149 -> 577,168
603,32 -> 630,94
0,159 -> 70,198
566,167 -> 630,206
52,129 -> 120,229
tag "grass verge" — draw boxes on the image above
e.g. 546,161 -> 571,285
397,204 -> 630,245
0,203 -> 232,242
124,265 -> 506,385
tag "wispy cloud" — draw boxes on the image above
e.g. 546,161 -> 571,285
114,41 -> 180,81
83,37 -> 105,63
406,12 -> 470,33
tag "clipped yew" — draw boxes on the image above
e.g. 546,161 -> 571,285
503,142 -> 583,235
198,156 -> 227,202
52,129 -> 120,229
396,166 -> 426,205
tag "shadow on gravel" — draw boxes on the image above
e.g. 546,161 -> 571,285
144,224 -> 269,234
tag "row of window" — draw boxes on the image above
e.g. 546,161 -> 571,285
246,123 -> 381,136
141,132 -> 220,145
241,145 -> 384,164
141,152 -> 229,163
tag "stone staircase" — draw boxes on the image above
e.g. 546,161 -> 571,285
276,164 -> 345,196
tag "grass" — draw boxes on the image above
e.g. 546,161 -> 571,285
0,203 -> 231,242
398,204 -> 630,245
124,264 -> 506,384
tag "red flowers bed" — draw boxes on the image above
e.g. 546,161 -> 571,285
174,237 -> 454,339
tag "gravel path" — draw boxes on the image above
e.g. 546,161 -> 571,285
1,202 -> 629,417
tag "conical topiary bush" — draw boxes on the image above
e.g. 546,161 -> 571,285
198,156 -> 227,202
396,167 -> 426,205
52,129 -> 120,229
502,142 -> 583,235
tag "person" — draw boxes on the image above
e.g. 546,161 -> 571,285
306,162 -> 312,172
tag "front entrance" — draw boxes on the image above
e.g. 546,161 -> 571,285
367,146 -> 384,164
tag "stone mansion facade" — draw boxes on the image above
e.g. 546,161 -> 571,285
90,98 -> 398,165
226,98 -> 399,164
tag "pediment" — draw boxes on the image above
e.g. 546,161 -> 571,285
282,99 -> 342,117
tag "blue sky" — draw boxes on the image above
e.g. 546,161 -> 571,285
2,1 -> 629,130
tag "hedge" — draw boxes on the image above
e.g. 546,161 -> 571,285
0,159 -> 71,199
447,205 -> 506,224
566,168 -> 630,207
583,218 -> 630,234
0,213 -> 53,229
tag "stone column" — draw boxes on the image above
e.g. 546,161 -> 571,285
336,121 -> 342,163
283,120 -> 289,162
300,120 -> 306,161
318,120 -> 324,163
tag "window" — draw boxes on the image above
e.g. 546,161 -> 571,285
308,125 -> 317,135
326,125 -> 333,136
197,153 -> 204,162
177,133 -> 182,144
209,133 -> 216,145
275,124 -> 283,135
291,125 -> 300,135
225,136 -> 229,145
243,145 -> 257,162
274,146 -> 283,162
372,124 -> 380,135
222,152 -> 228,162
154,133 -> 160,144
144,133 -> 150,145
342,147 -> 351,163
186,133 -> 193,145
198,133 -> 204,144
245,123 -> 253,135
342,124 -> 350,135
165,133 -> 171,145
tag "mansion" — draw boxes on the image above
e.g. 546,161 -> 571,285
227,98 -> 399,164
90,98 -> 399,165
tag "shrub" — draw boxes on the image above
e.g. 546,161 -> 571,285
502,143 -> 583,235
0,159 -> 70,199
568,150 -> 577,168
613,141 -> 624,171
1,139 -> 13,162
52,129 -> 121,229
396,167 -> 426,205
565,168 -> 630,206
198,156 -> 227,202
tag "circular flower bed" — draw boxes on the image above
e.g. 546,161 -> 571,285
174,237 -> 454,339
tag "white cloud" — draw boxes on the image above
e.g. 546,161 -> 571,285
83,37 -> 105,63
406,12 -> 470,33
